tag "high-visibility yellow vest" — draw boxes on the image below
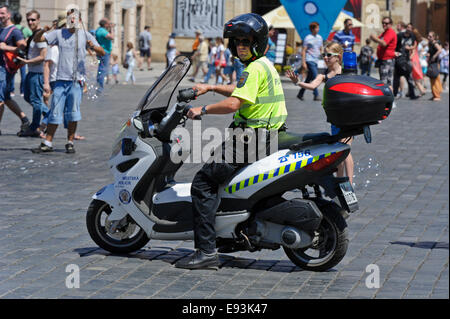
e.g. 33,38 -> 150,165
231,56 -> 287,130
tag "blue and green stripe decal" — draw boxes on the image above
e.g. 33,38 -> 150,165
225,152 -> 336,194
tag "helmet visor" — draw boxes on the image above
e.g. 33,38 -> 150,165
224,21 -> 255,39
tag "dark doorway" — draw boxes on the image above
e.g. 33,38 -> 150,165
252,0 -> 281,16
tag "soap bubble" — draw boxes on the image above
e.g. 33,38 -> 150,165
81,54 -> 102,101
353,156 -> 382,189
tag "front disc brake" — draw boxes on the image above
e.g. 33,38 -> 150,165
105,216 -> 137,240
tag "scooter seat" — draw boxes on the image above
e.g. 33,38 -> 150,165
277,131 -> 331,150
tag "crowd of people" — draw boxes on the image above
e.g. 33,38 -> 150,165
1,3 -> 448,159
367,18 -> 447,102
185,26 -> 277,86
0,5 -> 104,152
370,19 -> 447,101
290,18 -> 448,103
187,30 -> 246,85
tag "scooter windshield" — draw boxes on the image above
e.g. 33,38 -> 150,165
137,55 -> 191,113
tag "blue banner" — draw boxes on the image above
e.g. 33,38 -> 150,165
280,0 -> 347,40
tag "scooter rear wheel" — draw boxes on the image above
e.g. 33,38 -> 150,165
86,199 -> 150,254
283,202 -> 348,272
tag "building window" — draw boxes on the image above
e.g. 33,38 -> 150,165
252,0 -> 280,16
88,2 -> 96,31
121,9 -> 126,57
173,0 -> 225,38
2,0 -> 20,12
136,5 -> 142,43
105,3 -> 112,20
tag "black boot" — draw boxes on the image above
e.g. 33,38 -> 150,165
175,249 -> 219,270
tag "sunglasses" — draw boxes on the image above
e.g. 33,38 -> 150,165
27,18 -> 37,22
234,38 -> 252,47
382,22 -> 390,25
322,52 -> 339,58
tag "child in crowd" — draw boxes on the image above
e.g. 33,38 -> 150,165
110,53 -> 119,84
286,42 -> 354,185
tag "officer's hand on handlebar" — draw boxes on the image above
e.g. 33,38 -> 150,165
192,83 -> 210,96
187,106 -> 202,120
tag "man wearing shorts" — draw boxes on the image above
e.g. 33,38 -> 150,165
32,8 -> 104,154
138,26 -> 152,71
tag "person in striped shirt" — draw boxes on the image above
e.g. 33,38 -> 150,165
332,18 -> 355,52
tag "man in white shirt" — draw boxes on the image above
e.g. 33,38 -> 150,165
189,35 -> 208,82
16,10 -> 48,137
297,21 -> 323,101
166,33 -> 177,67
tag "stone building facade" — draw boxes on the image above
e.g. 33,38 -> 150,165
11,0 -> 146,61
144,0 -> 252,62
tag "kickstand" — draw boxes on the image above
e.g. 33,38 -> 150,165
240,231 -> 257,252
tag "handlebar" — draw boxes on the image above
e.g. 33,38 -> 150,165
177,88 -> 198,103
182,103 -> 201,120
136,88 -> 202,140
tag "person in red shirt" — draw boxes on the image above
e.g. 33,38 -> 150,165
370,17 -> 397,89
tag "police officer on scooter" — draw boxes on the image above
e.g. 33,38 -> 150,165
175,13 -> 288,270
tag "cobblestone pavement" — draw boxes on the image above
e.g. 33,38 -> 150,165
0,63 -> 448,299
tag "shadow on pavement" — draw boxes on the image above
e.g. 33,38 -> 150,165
390,241 -> 449,249
74,247 -> 307,273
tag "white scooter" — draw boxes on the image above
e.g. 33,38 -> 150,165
86,56 -> 393,271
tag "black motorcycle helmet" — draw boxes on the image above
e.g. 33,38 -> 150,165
223,13 -> 269,63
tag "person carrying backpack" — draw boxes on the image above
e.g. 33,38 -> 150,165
393,26 -> 419,100
11,11 -> 31,97
359,38 -> 374,76
0,5 -> 31,136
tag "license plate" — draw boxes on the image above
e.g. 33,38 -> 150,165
339,181 -> 358,211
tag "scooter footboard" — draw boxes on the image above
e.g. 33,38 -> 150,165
150,212 -> 249,240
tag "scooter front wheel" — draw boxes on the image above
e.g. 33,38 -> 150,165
86,199 -> 150,254
283,202 -> 348,272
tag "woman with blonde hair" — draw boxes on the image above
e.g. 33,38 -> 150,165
214,37 -> 229,84
287,42 -> 343,88
406,23 -> 426,96
123,42 -> 137,85
286,41 -> 355,185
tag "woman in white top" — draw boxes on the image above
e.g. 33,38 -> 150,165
166,33 -> 177,67
214,37 -> 229,84
124,42 -> 137,84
